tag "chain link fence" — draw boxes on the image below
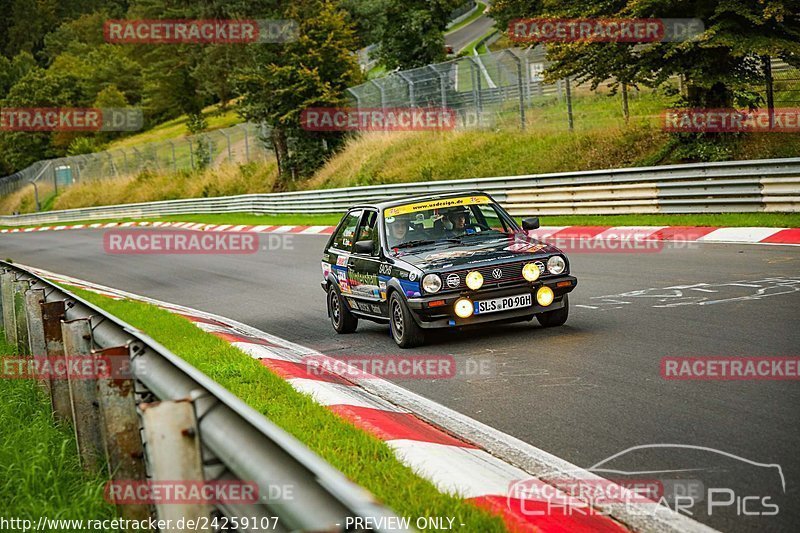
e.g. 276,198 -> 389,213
347,46 -> 799,132
0,122 -> 272,204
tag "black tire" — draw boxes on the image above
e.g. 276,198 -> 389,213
328,285 -> 358,334
389,292 -> 425,348
536,294 -> 569,328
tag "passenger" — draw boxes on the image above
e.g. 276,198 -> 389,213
386,214 -> 412,247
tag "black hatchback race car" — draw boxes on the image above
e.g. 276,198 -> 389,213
321,192 -> 577,347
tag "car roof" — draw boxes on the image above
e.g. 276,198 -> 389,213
348,190 -> 493,211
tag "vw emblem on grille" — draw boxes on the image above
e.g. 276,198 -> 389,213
491,268 -> 503,279
446,273 -> 460,288
534,261 -> 546,273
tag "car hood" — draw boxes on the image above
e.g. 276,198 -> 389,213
393,233 -> 562,270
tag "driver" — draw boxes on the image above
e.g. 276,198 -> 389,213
445,207 -> 473,236
386,213 -> 411,246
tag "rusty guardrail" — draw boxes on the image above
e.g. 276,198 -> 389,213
0,261 -> 408,532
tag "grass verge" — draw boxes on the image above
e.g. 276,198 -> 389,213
67,286 -> 508,531
2,212 -> 799,232
0,333 -> 115,521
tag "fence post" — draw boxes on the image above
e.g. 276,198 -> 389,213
763,55 -> 774,129
42,300 -> 71,423
565,77 -> 574,132
224,130 -> 232,161
242,124 -> 250,163
95,344 -> 150,523
168,141 -> 177,171
346,88 -> 361,114
188,140 -> 195,170
62,318 -> 104,470
370,79 -> 387,113
13,279 -> 30,354
504,50 -> 526,130
622,83 -> 630,124
120,149 -> 129,174
468,59 -> 482,114
24,287 -> 47,391
141,399 -> 211,527
429,65 -> 447,108
398,72 -> 415,107
0,271 -> 15,345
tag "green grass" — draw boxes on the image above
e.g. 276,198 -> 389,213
3,212 -> 799,232
463,29 -> 499,55
0,333 -> 115,522
446,2 -> 487,34
107,105 -> 242,150
67,287 -> 508,531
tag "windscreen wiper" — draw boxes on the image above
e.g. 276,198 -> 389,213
394,239 -> 437,249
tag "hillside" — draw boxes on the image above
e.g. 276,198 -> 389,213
2,121 -> 798,215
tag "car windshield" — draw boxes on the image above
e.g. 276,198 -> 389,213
384,195 -> 517,249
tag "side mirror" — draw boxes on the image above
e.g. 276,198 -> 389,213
354,240 -> 375,255
521,217 -> 540,231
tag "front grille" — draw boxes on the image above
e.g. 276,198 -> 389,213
441,261 -> 551,291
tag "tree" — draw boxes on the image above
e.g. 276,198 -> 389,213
236,0 -> 363,184
492,0 -> 800,109
376,0 -> 462,70
0,67 -> 88,169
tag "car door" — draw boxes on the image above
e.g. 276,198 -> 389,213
327,209 -> 362,295
346,209 -> 385,317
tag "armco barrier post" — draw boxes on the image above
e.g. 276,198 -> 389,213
95,345 -> 150,523
42,300 -> 71,423
13,279 -> 30,354
1,271 -> 18,346
24,287 -> 48,392
62,318 -> 104,470
141,399 -> 211,528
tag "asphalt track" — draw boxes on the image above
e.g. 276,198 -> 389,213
445,5 -> 495,53
2,229 -> 799,532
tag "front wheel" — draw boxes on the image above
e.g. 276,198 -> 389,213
328,285 -> 358,334
536,294 -> 569,327
389,292 -> 425,348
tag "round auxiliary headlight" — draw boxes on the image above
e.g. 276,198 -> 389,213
465,271 -> 484,290
454,298 -> 474,318
422,273 -> 442,293
522,262 -> 540,282
547,255 -> 566,275
536,286 -> 555,307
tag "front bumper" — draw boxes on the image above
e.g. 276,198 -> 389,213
404,275 -> 577,329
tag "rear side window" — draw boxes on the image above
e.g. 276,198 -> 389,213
356,210 -> 379,254
331,210 -> 362,252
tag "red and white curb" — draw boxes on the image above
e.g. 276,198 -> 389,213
3,220 -> 799,245
1,221 -> 336,236
20,265 -> 718,533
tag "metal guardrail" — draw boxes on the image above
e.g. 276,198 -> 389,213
0,158 -> 798,225
0,261 -> 406,532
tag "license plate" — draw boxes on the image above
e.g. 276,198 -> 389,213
474,293 -> 532,315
